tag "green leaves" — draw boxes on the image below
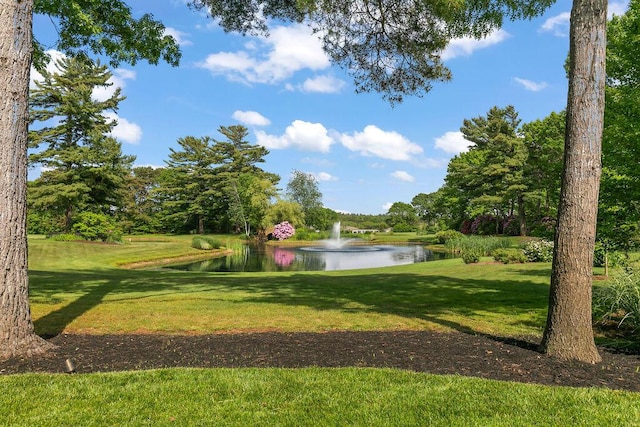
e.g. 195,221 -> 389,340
34,0 -> 181,68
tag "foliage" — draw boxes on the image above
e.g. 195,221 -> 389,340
593,244 -> 626,268
386,202 -> 418,230
291,228 -> 327,241
461,250 -> 481,264
71,212 -> 121,242
493,248 -> 527,264
446,235 -> 511,260
33,0 -> 181,69
599,0 -> 640,253
157,126 -> 278,235
528,217 -> 557,240
272,221 -> 296,240
268,200 -> 305,229
119,166 -> 164,234
435,230 -> 464,244
286,170 -> 323,228
593,267 -> 640,330
192,236 -> 223,250
48,233 -> 82,242
27,210 -> 63,235
522,239 -> 554,262
521,111 -> 565,220
470,214 -> 499,235
28,55 -> 134,231
502,217 -> 521,236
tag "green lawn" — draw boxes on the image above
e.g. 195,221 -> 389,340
27,235 -> 549,337
1,235 -> 636,425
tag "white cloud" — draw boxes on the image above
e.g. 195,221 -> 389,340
391,170 -> 415,182
301,75 -> 346,93
93,68 -> 136,102
314,172 -> 338,181
513,77 -> 548,92
30,49 -> 66,87
255,120 -> 334,152
540,12 -> 571,37
339,125 -> 423,161
434,131 -> 474,154
197,23 -> 330,85
164,27 -> 192,46
232,110 -> 271,126
104,112 -> 143,144
382,202 -> 393,211
609,1 -> 629,17
441,29 -> 510,61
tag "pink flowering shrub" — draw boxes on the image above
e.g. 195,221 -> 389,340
273,221 -> 295,240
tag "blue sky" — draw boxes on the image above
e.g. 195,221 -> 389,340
31,0 -> 628,215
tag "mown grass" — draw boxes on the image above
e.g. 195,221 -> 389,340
27,235 -> 550,337
4,235 -> 637,425
2,368 -> 640,426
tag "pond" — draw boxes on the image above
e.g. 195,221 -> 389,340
165,244 -> 454,272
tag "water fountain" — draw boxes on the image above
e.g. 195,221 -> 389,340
300,222 -> 381,252
165,222 -> 447,272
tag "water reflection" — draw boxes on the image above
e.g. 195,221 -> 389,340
165,244 -> 452,273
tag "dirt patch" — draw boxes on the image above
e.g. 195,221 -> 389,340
2,331 -> 639,391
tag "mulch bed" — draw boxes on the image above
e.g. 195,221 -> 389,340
2,331 -> 639,392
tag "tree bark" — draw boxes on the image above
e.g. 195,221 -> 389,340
0,0 -> 53,360
518,194 -> 527,236
540,0 -> 606,363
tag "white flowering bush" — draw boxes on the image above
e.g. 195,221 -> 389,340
273,221 -> 295,240
522,239 -> 554,262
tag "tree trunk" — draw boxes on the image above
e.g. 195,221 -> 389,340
540,0 -> 606,363
518,194 -> 527,236
197,215 -> 204,234
0,0 -> 54,360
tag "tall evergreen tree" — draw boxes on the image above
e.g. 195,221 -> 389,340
160,136 -> 221,234
28,55 -> 134,230
446,106 -> 528,234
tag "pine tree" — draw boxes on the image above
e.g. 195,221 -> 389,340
28,55 -> 134,231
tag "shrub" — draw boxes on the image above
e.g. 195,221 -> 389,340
273,221 -> 295,240
470,214 -> 498,235
446,235 -> 510,256
49,233 -> 81,242
72,212 -> 122,242
462,249 -> 481,264
502,216 -> 521,236
459,219 -> 473,235
593,267 -> 640,330
529,216 -> 556,239
192,236 -> 223,250
522,239 -> 554,262
492,248 -> 527,264
435,229 -> 464,244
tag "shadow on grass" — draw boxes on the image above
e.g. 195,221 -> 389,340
30,264 -> 551,348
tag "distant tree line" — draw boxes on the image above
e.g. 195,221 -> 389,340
26,56 -> 340,240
